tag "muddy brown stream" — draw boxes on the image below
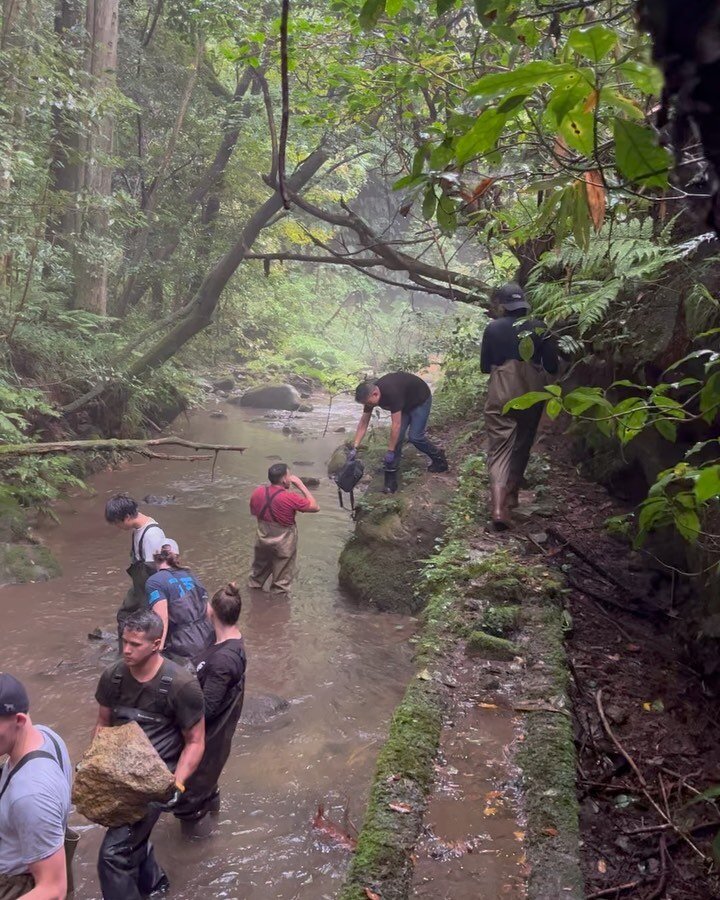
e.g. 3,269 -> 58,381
2,396 -> 415,899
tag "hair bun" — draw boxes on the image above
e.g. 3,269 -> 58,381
226,581 -> 240,598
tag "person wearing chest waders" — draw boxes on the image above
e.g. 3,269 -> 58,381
173,582 -> 247,827
350,371 -> 448,494
93,609 -> 205,900
481,282 -> 559,530
105,494 -> 169,649
248,463 -> 319,595
0,673 -> 73,900
144,542 -> 215,664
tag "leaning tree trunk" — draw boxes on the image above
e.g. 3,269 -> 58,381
73,0 -> 119,315
62,145 -> 329,416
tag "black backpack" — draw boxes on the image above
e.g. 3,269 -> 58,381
334,457 -> 365,509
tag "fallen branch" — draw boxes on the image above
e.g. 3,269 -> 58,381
0,437 -> 246,462
548,526 -> 640,597
586,880 -> 644,899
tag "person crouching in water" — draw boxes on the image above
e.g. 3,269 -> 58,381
248,463 -> 319,595
480,282 -> 559,529
174,582 -> 246,826
144,542 -> 214,663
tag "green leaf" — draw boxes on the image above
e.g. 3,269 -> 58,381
474,0 -> 505,20
429,141 -> 454,170
386,0 -> 403,13
638,496 -> 669,532
560,106 -> 595,157
618,60 -> 663,96
695,466 -> 720,503
567,25 -> 617,63
545,384 -> 562,396
469,61 -> 572,99
503,391 -> 552,413
600,88 -> 644,120
497,92 -> 528,113
436,0 -> 455,14
652,394 -> 686,418
359,0 -> 386,28
546,398 -> 562,419
546,75 -> 593,125
613,119 -> 671,188
654,419 -> 677,442
455,109 -> 507,164
436,196 -> 457,234
675,507 -> 700,542
700,372 -> 720,423
422,187 -> 437,220
519,334 -> 534,361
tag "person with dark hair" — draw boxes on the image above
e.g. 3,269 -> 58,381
350,371 -> 448,494
144,542 -> 214,663
93,609 -> 205,900
248,463 -> 319,595
0,673 -> 72,900
480,282 -> 559,529
174,583 -> 246,825
104,494 -> 170,645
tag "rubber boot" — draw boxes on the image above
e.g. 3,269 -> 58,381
427,450 -> 449,473
490,482 -> 511,531
505,481 -> 519,510
383,468 -> 398,494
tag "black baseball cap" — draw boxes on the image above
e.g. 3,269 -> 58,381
0,673 -> 30,716
494,282 -> 529,312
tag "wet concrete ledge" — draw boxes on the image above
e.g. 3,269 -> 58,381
338,449 -> 584,899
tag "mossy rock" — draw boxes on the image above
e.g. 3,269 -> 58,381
482,604 -> 522,637
466,630 -> 518,660
0,542 -> 61,586
339,535 -> 424,614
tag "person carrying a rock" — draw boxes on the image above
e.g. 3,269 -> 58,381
93,609 -> 205,900
105,495 -> 169,648
248,463 -> 319,595
144,541 -> 214,664
350,372 -> 448,494
480,282 -> 559,529
0,673 -> 73,900
174,582 -> 247,826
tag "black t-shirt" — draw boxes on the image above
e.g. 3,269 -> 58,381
480,314 -> 559,374
194,638 -> 247,723
95,658 -> 205,768
364,372 -> 431,414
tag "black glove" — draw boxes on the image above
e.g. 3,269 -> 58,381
347,447 -> 358,461
149,784 -> 185,812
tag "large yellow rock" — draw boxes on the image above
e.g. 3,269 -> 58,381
72,722 -> 175,827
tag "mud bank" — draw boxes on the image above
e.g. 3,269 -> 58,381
338,446 -> 583,899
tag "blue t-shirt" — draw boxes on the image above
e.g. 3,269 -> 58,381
145,568 -> 213,659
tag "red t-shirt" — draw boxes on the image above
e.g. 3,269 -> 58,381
249,484 -> 310,527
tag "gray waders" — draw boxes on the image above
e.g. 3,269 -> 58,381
484,359 -> 547,528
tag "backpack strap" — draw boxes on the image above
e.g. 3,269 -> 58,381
349,488 -> 355,511
337,487 -> 344,509
158,672 -> 174,716
37,727 -> 65,774
133,522 -> 162,563
0,750 -> 57,805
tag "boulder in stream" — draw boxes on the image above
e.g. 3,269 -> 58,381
212,376 -> 236,392
73,722 -> 175,827
240,693 -> 290,726
238,383 -> 301,411
301,476 -> 321,488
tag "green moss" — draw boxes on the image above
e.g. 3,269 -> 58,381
0,543 -> 61,586
339,680 -> 444,900
338,536 -> 425,614
483,604 -> 522,636
466,629 -> 519,660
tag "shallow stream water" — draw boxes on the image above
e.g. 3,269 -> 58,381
3,396 -> 415,899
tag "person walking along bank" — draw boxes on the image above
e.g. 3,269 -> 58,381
248,463 -> 319,595
481,282 -> 559,529
351,371 -> 448,494
0,673 -> 72,900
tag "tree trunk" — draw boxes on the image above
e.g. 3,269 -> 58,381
73,0 -> 119,315
125,147 -> 329,378
46,0 -> 84,247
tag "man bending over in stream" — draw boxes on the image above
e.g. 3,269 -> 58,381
93,609 -> 205,900
248,463 -> 319,595
350,372 -> 448,494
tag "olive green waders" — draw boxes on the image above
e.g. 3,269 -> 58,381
484,359 -> 547,528
248,521 -> 298,594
